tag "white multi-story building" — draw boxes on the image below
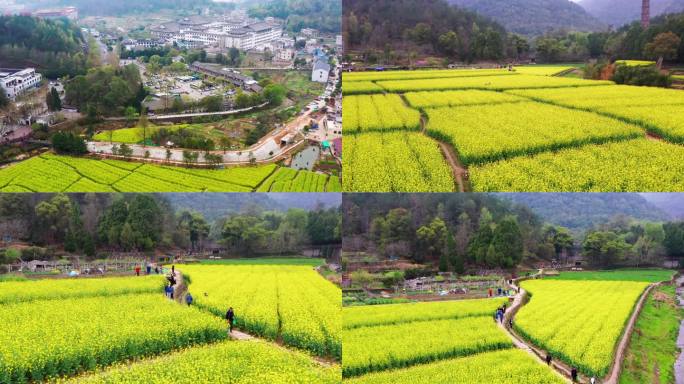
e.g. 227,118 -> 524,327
275,48 -> 294,62
222,22 -> 282,51
312,59 -> 330,83
0,68 -> 42,100
150,17 -> 282,52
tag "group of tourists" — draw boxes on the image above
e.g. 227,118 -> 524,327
164,265 -> 177,299
487,286 -> 518,297
546,353 -> 597,383
493,303 -> 507,323
134,263 -> 164,276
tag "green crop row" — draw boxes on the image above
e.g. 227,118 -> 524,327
342,316 -> 512,377
377,75 -> 612,93
0,154 -> 331,192
343,298 -> 508,329
470,138 -> 684,192
345,349 -> 565,384
0,293 -> 226,383
516,280 -> 648,377
343,132 -> 454,192
64,340 -> 341,384
426,101 -> 643,165
0,275 -> 165,304
180,264 -> 341,359
343,94 -> 420,133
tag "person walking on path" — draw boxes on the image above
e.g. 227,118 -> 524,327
488,288 -> 493,297
185,292 -> 193,306
590,377 -> 596,384
135,265 -> 141,276
146,264 -> 151,275
164,285 -> 173,299
571,367 -> 578,382
545,354 -> 552,365
172,265 -> 175,274
226,307 -> 235,333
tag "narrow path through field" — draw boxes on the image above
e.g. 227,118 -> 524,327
603,283 -> 659,384
498,273 -> 573,383
171,268 -> 336,367
438,142 -> 469,192
409,96 -> 469,193
502,272 -> 658,384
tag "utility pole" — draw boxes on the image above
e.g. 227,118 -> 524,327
641,0 -> 650,29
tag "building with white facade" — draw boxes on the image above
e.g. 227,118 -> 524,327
0,68 -> 42,100
222,22 -> 282,51
311,59 -> 330,83
150,16 -> 282,52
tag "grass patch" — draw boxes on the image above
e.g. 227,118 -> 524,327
619,284 -> 683,384
199,257 -> 326,266
547,269 -> 674,283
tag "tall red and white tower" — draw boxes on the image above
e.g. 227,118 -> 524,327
641,0 -> 651,28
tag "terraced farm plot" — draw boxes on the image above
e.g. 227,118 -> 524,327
342,68 -> 684,192
508,84 -> 684,109
426,101 -> 643,164
516,279 -> 649,377
404,89 -> 525,109
513,66 -> 576,76
342,81 -> 385,95
180,264 -> 341,359
0,293 -> 226,383
343,132 -> 454,192
67,340 -> 341,384
343,298 -> 508,329
343,94 -> 421,133
547,269 -> 674,283
344,69 -> 517,83
342,299 -> 563,383
508,86 -> 684,142
0,154 -> 333,192
343,317 -> 513,377
0,275 -> 164,304
469,139 -> 684,191
345,349 -> 565,384
377,75 -> 612,93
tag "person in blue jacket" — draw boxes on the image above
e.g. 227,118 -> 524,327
185,292 -> 193,306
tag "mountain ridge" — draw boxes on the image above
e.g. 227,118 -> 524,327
577,0 -> 684,27
499,193 -> 671,231
448,0 -> 606,35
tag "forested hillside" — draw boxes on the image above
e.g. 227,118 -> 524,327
449,0 -> 605,36
343,0 -> 510,62
0,16 -> 89,77
249,0 -> 341,33
578,0 -> 684,27
502,193 -> 670,231
53,0 -> 215,16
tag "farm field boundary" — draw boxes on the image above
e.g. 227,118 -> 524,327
343,67 -> 684,192
504,275 -> 659,383
0,153 -> 339,192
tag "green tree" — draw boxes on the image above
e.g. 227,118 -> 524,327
262,84 -> 286,106
491,217 -> 523,268
415,217 -> 448,264
119,222 -> 136,251
438,31 -> 461,58
644,32 -> 682,68
582,231 -> 631,267
447,231 -> 464,274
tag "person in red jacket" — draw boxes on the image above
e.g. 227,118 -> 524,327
134,266 -> 141,276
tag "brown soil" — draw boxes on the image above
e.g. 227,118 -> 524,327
438,142 -> 470,192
